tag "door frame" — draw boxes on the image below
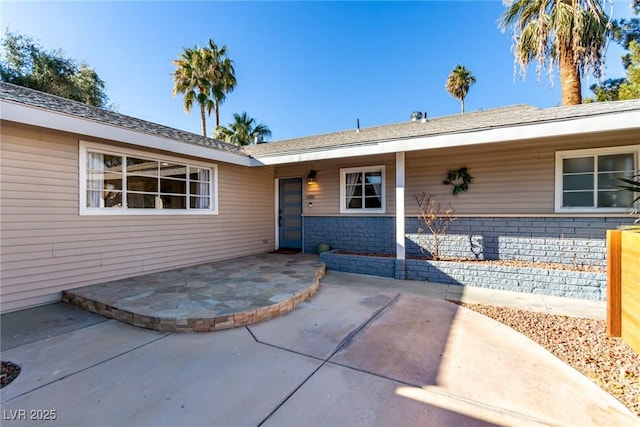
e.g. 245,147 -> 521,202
274,177 -> 304,251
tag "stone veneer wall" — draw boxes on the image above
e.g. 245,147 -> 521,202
303,217 -> 395,254
311,215 -> 632,300
319,251 -> 607,300
305,216 -> 634,268
405,260 -> 606,300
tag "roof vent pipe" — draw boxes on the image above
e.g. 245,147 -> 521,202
356,118 -> 360,133
421,112 -> 428,123
410,111 -> 423,121
254,134 -> 263,144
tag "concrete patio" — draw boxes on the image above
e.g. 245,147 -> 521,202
1,268 -> 637,426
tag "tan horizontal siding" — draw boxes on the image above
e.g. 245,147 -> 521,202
406,144 -> 552,214
277,130 -> 637,217
405,131 -> 638,215
275,153 -> 397,216
0,121 -> 275,313
2,183 -> 76,197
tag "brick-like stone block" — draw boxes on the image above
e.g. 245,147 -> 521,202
214,315 -> 234,330
292,292 -> 306,307
133,314 -> 155,328
234,311 -> 252,326
253,306 -> 270,323
158,317 -> 176,331
114,309 -> 131,323
268,304 -> 281,319
279,299 -> 294,315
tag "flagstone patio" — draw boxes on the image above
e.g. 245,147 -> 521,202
63,253 -> 325,332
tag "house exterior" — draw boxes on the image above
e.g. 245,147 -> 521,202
1,84 -> 275,313
1,82 -> 638,312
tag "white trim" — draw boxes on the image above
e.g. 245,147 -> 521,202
303,213 -> 632,218
554,145 -> 640,213
2,99 -> 259,167
79,141 -> 219,215
274,178 -> 280,250
252,110 -> 640,165
396,153 -> 405,260
339,165 -> 386,214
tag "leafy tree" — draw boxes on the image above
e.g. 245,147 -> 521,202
216,112 -> 271,146
589,78 -> 626,102
499,0 -> 612,106
589,1 -> 640,101
612,0 -> 640,69
445,65 -> 476,113
0,31 -> 108,107
618,40 -> 640,99
172,39 -> 236,137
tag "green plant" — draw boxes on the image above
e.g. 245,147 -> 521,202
415,193 -> 456,260
618,175 -> 640,203
618,174 -> 640,228
443,167 -> 473,195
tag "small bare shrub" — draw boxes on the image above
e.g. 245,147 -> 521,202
415,193 -> 456,260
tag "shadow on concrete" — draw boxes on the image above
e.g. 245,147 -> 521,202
1,303 -> 108,351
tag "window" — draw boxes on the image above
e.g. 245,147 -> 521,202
555,146 -> 639,212
80,142 -> 217,215
340,166 -> 385,213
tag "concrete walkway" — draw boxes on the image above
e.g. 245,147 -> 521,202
1,270 -> 635,426
327,270 -> 607,320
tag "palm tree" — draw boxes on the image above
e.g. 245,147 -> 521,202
172,39 -> 236,137
499,0 -> 612,106
205,39 -> 236,128
445,65 -> 476,113
172,46 -> 214,137
216,112 -> 272,146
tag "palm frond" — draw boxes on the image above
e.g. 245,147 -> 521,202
445,64 -> 476,113
499,0 -> 611,100
216,111 -> 272,146
618,175 -> 640,204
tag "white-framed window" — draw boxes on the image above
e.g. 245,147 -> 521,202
79,141 -> 218,215
555,146 -> 639,213
340,165 -> 386,213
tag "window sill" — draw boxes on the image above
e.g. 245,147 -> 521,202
79,208 -> 219,216
339,209 -> 386,214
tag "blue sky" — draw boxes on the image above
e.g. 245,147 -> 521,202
1,1 -> 636,141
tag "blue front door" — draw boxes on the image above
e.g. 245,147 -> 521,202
278,178 -> 302,249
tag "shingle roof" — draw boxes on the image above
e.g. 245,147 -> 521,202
0,82 -> 246,156
244,100 -> 640,157
3,82 -> 638,162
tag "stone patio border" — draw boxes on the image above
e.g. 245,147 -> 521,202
62,254 -> 326,332
63,279 -> 322,332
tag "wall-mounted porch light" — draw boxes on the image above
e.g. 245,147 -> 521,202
307,169 -> 317,185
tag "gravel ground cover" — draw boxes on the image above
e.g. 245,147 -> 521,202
459,303 -> 640,417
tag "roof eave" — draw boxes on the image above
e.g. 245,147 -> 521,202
1,99 -> 262,167
251,109 -> 640,165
